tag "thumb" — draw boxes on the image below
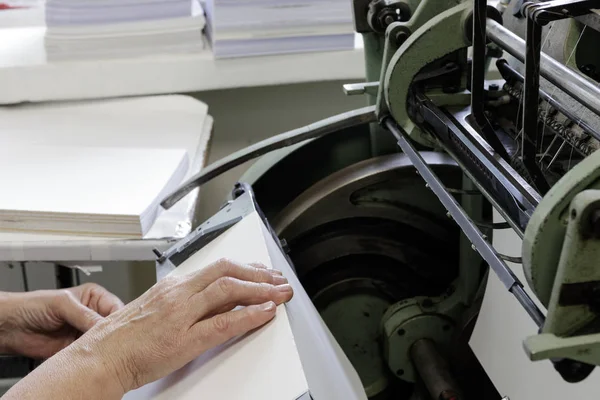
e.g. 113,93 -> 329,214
57,293 -> 104,332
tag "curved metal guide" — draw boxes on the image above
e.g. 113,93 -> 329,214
160,106 -> 377,210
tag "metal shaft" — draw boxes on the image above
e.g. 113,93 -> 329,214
160,105 -> 377,209
487,18 -> 600,118
411,339 -> 462,400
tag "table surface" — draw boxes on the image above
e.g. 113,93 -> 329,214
0,94 -> 212,262
0,25 -> 365,105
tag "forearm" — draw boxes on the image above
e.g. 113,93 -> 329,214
2,342 -> 125,400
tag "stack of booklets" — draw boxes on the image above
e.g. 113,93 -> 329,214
205,0 -> 355,58
0,145 -> 189,238
44,0 -> 206,61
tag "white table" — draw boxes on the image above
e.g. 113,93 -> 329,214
0,95 -> 212,263
0,26 -> 365,105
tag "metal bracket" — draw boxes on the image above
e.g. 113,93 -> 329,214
155,183 -> 291,280
343,81 -> 380,96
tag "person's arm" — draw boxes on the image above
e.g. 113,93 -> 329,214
2,259 -> 292,399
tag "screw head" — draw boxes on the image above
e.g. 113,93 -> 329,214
395,31 -> 409,46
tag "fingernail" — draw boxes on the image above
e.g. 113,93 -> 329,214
260,301 -> 276,312
270,269 -> 283,276
272,275 -> 288,285
276,284 -> 293,294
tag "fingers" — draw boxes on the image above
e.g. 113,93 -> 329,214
69,283 -> 124,317
186,259 -> 286,293
187,301 -> 277,355
192,277 -> 293,319
56,291 -> 103,332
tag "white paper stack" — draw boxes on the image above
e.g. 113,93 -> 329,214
0,145 -> 189,238
44,0 -> 206,61
205,0 -> 355,58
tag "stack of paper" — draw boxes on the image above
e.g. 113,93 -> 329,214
0,145 -> 189,238
205,0 -> 355,58
44,0 -> 206,61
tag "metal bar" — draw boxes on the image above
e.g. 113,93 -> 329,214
419,96 -> 540,219
487,18 -> 600,117
387,118 -> 546,327
496,59 -> 600,142
410,339 -> 463,400
342,82 -> 380,96
161,106 -> 378,209
472,0 -> 489,125
444,144 -> 526,238
522,18 -> 550,194
470,1 -> 511,160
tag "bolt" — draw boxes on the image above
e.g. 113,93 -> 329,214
384,15 -> 395,26
446,212 -> 452,219
425,183 -> 430,189
395,31 -> 409,46
152,248 -> 163,258
471,244 -> 477,251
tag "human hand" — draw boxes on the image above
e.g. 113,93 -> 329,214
71,259 -> 293,395
0,283 -> 124,359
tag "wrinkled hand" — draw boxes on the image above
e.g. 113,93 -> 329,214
73,259 -> 293,395
0,283 -> 124,358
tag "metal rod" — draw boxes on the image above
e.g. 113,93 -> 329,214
496,59 -> 600,142
160,105 -> 378,209
487,18 -> 600,118
470,2 -> 511,160
522,18 -> 550,194
472,0 -> 488,126
387,118 -> 545,327
410,339 -> 463,400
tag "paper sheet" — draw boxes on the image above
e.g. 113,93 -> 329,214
469,210 -> 600,399
124,212 -> 309,400
0,95 -> 211,242
0,145 -> 189,237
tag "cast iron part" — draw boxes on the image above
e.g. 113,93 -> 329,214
367,0 -> 411,33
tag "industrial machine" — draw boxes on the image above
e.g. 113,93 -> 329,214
161,0 -> 600,398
